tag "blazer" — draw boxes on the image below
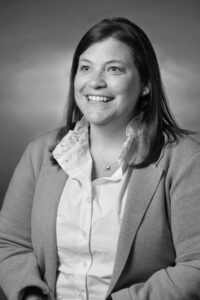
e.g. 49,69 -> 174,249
0,130 -> 200,300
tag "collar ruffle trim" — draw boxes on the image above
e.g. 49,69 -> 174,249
53,115 -> 147,168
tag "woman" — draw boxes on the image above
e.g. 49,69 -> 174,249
0,17 -> 200,300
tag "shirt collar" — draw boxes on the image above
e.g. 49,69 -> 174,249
53,114 -> 145,174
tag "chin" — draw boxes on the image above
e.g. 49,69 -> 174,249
88,119 -> 107,126
84,112 -> 113,125
89,118 -> 116,127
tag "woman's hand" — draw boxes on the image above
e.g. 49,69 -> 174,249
22,286 -> 46,300
24,296 -> 44,300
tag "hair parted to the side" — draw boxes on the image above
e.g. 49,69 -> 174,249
50,17 -> 192,167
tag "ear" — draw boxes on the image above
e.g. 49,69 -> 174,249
141,85 -> 150,96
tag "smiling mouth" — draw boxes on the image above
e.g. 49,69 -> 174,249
87,95 -> 114,103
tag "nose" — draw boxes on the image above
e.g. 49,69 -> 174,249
89,71 -> 107,89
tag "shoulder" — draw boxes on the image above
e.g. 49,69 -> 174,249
157,134 -> 200,171
27,129 -> 59,154
21,129 -> 59,175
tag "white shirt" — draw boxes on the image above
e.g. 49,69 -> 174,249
53,117 -> 142,300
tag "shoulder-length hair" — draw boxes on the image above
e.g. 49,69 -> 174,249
50,17 -> 191,167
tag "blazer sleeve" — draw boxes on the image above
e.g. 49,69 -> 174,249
111,150 -> 200,300
0,143 -> 50,300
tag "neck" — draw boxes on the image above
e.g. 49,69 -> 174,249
90,122 -> 127,150
89,123 -> 127,180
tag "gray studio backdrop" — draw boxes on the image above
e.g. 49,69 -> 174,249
0,0 -> 200,299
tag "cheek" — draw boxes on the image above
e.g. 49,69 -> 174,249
115,80 -> 137,97
126,77 -> 141,99
116,79 -> 141,111
74,79 -> 86,108
74,78 -> 80,95
74,75 -> 85,94
114,73 -> 139,92
127,77 -> 139,91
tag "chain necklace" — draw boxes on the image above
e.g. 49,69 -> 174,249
91,143 -> 119,173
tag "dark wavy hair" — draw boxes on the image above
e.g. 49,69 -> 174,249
50,17 -> 191,167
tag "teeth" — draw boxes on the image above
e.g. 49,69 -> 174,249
87,95 -> 112,102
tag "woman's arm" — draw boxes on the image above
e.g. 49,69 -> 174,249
0,143 -> 50,300
111,150 -> 200,300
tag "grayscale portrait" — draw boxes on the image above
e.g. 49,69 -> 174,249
0,1 -> 200,300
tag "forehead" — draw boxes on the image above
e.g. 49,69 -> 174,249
79,37 -> 134,63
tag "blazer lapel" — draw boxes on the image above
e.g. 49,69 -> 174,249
107,164 -> 164,296
33,161 -> 68,293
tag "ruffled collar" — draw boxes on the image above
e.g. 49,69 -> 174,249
53,115 -> 147,173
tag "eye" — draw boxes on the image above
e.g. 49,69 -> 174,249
107,66 -> 125,74
79,65 -> 91,72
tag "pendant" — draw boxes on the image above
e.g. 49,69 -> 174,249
105,165 -> 111,171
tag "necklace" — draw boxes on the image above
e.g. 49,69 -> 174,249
91,143 -> 119,173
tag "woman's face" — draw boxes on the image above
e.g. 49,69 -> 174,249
74,37 -> 142,129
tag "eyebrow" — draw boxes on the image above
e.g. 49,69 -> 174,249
79,58 -> 125,64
